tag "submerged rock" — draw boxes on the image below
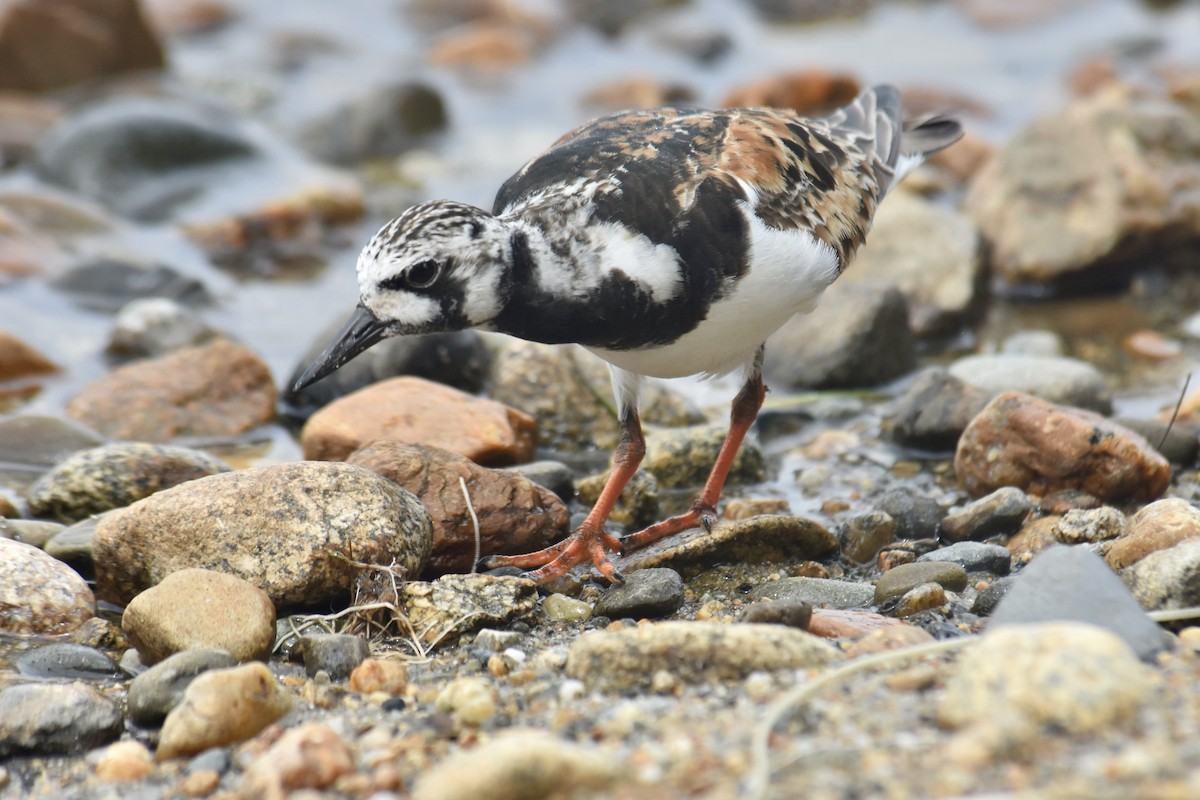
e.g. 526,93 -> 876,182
0,537 -> 95,635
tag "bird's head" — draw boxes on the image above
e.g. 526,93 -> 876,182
292,200 -> 511,391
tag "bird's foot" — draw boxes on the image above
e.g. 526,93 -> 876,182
619,501 -> 718,552
478,525 -> 625,585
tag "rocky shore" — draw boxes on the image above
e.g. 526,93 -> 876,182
3,0 -> 1200,798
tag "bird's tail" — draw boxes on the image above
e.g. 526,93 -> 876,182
828,85 -> 964,186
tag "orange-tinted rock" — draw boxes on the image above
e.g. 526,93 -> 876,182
0,331 -> 57,381
302,377 -> 536,466
806,608 -> 902,639
0,0 -> 164,92
722,70 -> 860,115
955,391 -> 1170,502
1006,515 -> 1060,559
347,441 -> 565,575
239,723 -> 354,796
581,77 -> 696,111
0,538 -> 95,634
1123,330 -> 1183,361
156,663 -> 290,760
1106,498 -> 1200,570
842,623 -> 935,657
142,0 -> 234,36
66,340 -> 276,442
429,22 -> 535,69
927,131 -> 995,183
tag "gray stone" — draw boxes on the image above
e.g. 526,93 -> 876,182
593,568 -> 684,619
741,599 -> 813,629
52,258 -> 213,313
764,283 -> 916,390
948,354 -> 1112,414
295,81 -> 447,164
1124,538 -> 1200,612
918,541 -> 1012,575
43,516 -> 98,575
0,414 -> 105,472
503,460 -> 577,504
0,682 -> 122,757
875,489 -> 945,540
400,574 -> 539,650
990,545 -> 1168,660
294,634 -> 371,681
473,628 -> 526,652
1000,329 -> 1064,357
839,511 -> 896,564
0,518 -> 64,548
127,648 -> 238,726
754,577 -> 876,610
108,297 -> 220,360
14,643 -> 123,681
874,561 -> 969,604
885,367 -> 990,452
971,575 -> 1016,616
1116,417 -> 1199,466
939,487 -> 1033,543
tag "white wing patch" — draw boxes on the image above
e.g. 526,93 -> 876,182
588,221 -> 682,303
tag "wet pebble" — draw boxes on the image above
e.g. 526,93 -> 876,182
874,561 -> 968,604
347,441 -> 567,575
122,568 -> 276,665
542,592 -> 593,623
970,575 -> 1015,616
939,486 -> 1033,543
843,623 -> 935,657
740,599 -> 813,629
107,297 -> 220,359
127,648 -> 238,726
754,576 -> 875,610
0,537 -> 95,634
1116,416 -> 1199,466
764,283 -> 915,389
1106,497 -> 1200,570
576,467 -> 659,528
955,391 -> 1170,502
989,545 -> 1168,660
885,367 -> 991,451
53,258 -> 213,312
66,340 -> 276,442
94,461 -> 432,608
301,376 -> 536,465
874,488 -> 945,540
0,517 -> 63,548
412,729 -> 616,800
1124,538 -> 1200,611
502,460 -> 576,504
43,516 -> 98,575
0,682 -> 122,757
295,81 -> 447,164
27,442 -> 230,523
938,623 -> 1155,738
0,414 -> 106,471
593,568 -> 684,619
616,514 -> 837,577
400,574 -> 538,648
894,582 -> 947,617
293,633 -> 370,680
15,643 -> 124,681
948,354 -> 1112,413
1000,329 -> 1063,357
157,662 -> 291,760
565,621 -> 841,691
839,510 -> 896,564
239,722 -> 354,796
917,541 -> 1012,575
1053,506 -> 1126,544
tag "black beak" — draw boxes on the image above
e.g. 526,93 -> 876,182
292,304 -> 390,391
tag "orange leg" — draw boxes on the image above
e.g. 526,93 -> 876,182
619,371 -> 766,552
479,408 -> 646,583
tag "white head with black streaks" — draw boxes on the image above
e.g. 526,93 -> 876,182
357,200 -> 513,333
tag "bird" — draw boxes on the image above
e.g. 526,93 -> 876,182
293,84 -> 963,584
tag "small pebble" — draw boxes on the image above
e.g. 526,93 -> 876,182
93,740 -> 155,782
294,633 -> 370,681
15,643 -> 124,681
127,648 -> 238,726
917,541 -> 1012,575
542,593 -> 593,622
894,582 -> 947,617
435,677 -> 497,726
157,663 -> 291,760
349,658 -> 409,696
593,568 -> 684,619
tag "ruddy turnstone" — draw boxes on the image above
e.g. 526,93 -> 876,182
294,84 -> 962,583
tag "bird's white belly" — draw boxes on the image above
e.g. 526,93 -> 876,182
588,215 -> 840,379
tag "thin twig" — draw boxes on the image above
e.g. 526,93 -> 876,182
1158,371 -> 1192,452
460,476 -> 481,574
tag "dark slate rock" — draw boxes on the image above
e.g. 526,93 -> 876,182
972,575 -> 1016,616
840,510 -> 896,564
988,544 -> 1170,661
885,367 -> 990,451
917,541 -> 1012,575
293,633 -> 371,681
754,576 -> 876,610
502,460 -> 577,504
51,259 -> 213,313
875,488 -> 945,540
14,643 -> 124,681
296,81 -> 447,164
127,648 -> 238,726
593,568 -> 684,619
0,683 -> 122,757
741,599 -> 813,629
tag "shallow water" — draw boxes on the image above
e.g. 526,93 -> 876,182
2,0 -> 1199,467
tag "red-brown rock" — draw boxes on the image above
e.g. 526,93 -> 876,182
66,340 -> 276,441
1106,498 -> 1200,570
0,331 -> 57,381
722,70 -> 860,115
347,441 -> 566,575
955,391 -> 1170,502
0,0 -> 164,93
302,377 -> 536,466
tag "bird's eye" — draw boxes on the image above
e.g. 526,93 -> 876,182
406,260 -> 441,289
